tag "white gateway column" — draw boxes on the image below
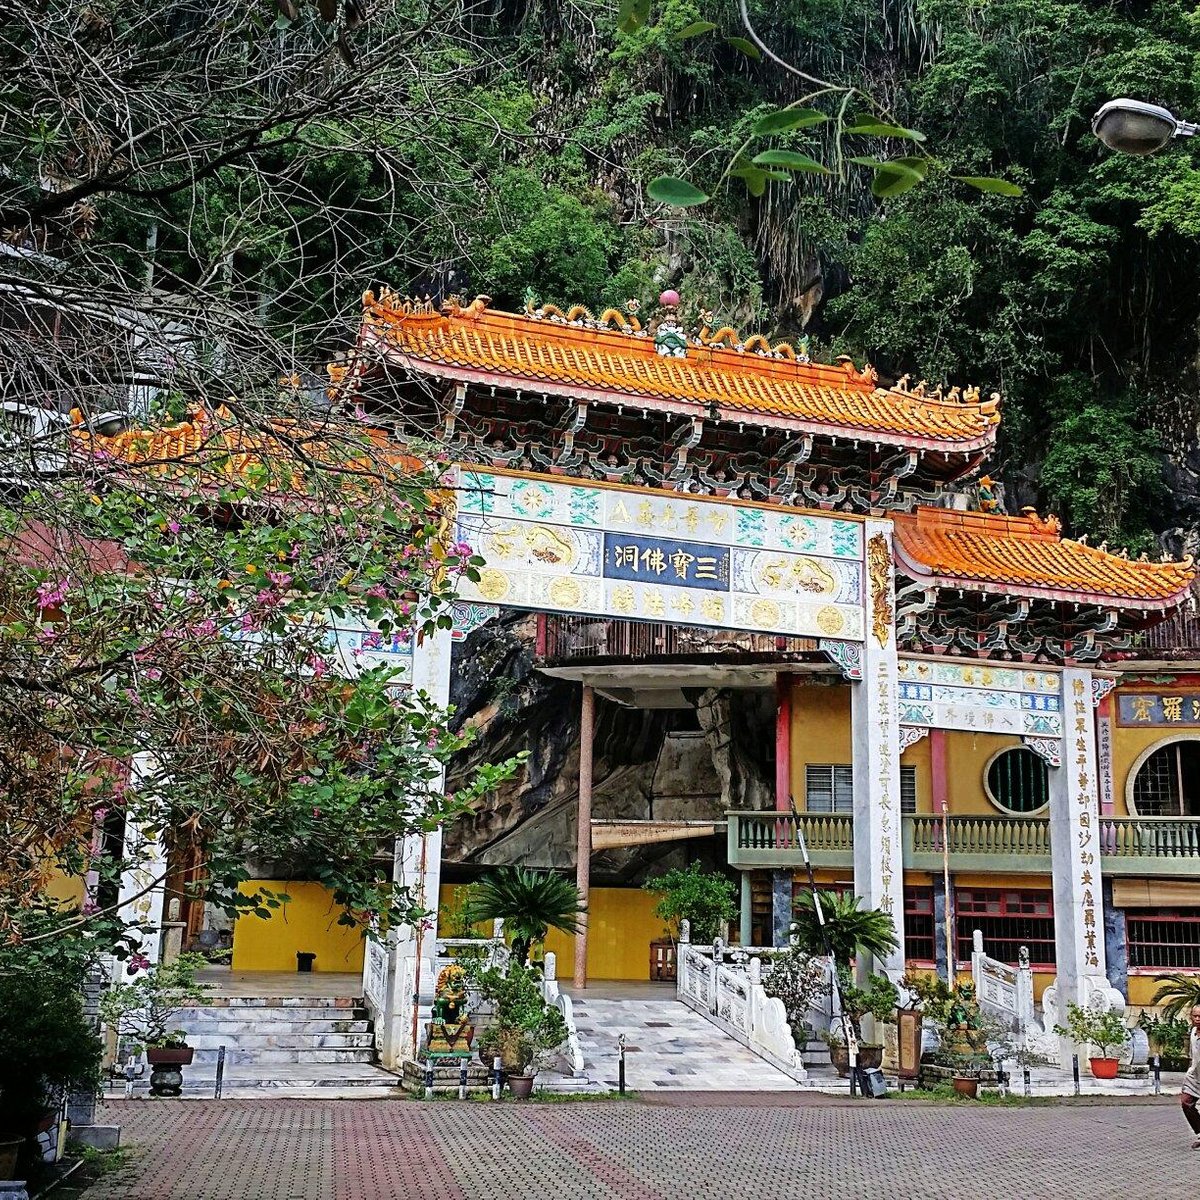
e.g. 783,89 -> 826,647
115,752 -> 168,972
851,520 -> 905,978
1050,667 -> 1113,1053
385,624 -> 454,1065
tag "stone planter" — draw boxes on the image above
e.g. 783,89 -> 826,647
506,1073 -> 535,1099
146,1045 -> 194,1097
829,1045 -> 850,1077
858,1044 -> 884,1071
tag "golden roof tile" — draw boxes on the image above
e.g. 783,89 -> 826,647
894,506 -> 1195,610
361,293 -> 1000,453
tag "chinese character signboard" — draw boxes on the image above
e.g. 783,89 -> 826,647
453,469 -> 865,639
896,659 -> 1062,738
1117,692 -> 1200,726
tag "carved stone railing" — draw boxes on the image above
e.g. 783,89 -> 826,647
907,814 -> 1050,858
675,923 -> 810,1082
1102,817 -> 1200,862
540,952 -> 585,1076
728,812 -> 853,868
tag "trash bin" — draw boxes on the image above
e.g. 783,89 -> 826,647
296,952 -> 316,972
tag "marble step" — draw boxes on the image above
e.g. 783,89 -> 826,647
116,1062 -> 399,1097
189,995 -> 364,1010
179,1018 -> 371,1036
185,1031 -> 375,1051
176,1005 -> 367,1023
190,1045 -> 377,1065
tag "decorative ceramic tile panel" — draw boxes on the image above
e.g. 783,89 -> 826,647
897,656 -> 1063,738
453,469 -> 866,640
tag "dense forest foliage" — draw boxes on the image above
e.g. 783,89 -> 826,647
6,0 -> 1200,550
391,0 -> 1200,553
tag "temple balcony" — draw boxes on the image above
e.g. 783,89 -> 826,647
1121,601 -> 1200,661
727,810 -> 1200,875
537,613 -> 822,665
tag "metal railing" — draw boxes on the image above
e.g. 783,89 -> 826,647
727,811 -> 1200,874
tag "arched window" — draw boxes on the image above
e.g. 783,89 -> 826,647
984,747 -> 1050,815
1131,741 -> 1200,817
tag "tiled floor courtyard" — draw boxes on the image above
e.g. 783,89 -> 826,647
86,1095 -> 1200,1200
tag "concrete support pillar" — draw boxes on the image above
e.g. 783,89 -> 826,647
739,872 -> 753,946
387,624 -> 453,1065
1103,878 -> 1128,995
771,871 -> 792,947
115,752 -> 168,971
930,730 -> 953,982
850,520 -> 905,979
932,873 -> 952,981
1051,666 -> 1114,1062
574,683 -> 595,989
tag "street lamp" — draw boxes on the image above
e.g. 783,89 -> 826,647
1092,98 -> 1198,156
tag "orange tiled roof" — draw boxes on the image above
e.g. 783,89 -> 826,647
69,404 -> 417,492
361,293 -> 1000,453
893,506 -> 1195,610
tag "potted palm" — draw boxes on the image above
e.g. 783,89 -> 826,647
465,868 -> 585,965
1150,972 -> 1200,1020
790,891 -> 900,966
98,952 -> 211,1096
1054,1001 -> 1130,1079
467,962 -> 568,1098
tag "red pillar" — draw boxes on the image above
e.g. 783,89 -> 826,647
574,683 -> 594,989
775,673 -> 792,812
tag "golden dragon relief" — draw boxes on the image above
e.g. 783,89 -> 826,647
867,531 -> 894,647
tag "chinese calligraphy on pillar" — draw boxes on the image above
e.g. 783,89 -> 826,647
851,520 -> 905,976
1049,668 -> 1108,1009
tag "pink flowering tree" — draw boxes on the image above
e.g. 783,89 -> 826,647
0,407 -> 517,974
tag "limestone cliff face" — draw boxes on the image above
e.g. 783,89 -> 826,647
444,611 -> 774,883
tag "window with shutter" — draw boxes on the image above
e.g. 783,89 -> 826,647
805,764 -> 853,813
900,765 -> 917,814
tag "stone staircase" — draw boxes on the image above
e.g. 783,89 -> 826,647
130,992 -> 402,1098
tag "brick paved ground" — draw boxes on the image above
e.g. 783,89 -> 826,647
86,1095 -> 1200,1200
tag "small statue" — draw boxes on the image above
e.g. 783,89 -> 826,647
424,963 -> 474,1055
977,475 -> 1000,514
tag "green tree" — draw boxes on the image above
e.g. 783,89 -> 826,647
644,861 -> 737,943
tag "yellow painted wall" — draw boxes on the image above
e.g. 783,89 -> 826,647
440,884 -> 664,981
943,730 -> 1024,815
43,867 -> 85,908
902,735 -> 932,813
231,881 -> 366,973
790,683 -> 850,809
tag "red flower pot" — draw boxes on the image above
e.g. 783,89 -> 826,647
1089,1057 -> 1120,1080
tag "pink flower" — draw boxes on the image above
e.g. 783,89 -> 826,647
267,570 -> 292,589
451,541 -> 473,558
167,520 -> 181,534
36,578 -> 69,609
92,806 -> 109,822
365,584 -> 387,599
145,667 -> 162,681
36,627 -> 58,643
192,618 -> 216,637
127,952 -> 150,973
307,654 -> 328,678
298,775 -> 314,786
82,899 -> 100,915
312,806 -> 321,817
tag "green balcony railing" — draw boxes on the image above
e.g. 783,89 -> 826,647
726,811 -> 1200,875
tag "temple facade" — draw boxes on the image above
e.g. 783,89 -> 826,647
347,288 -> 1200,1024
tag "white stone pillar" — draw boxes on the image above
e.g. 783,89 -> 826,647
114,752 -> 168,972
386,624 -> 454,1065
851,519 -> 905,978
1050,666 -> 1113,1062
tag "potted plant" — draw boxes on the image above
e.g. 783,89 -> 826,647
98,951 -> 211,1096
464,868 -> 585,966
0,970 -> 101,1180
939,1050 -> 992,1098
1138,1009 -> 1190,1070
1054,1001 -> 1130,1079
643,862 -> 737,945
468,962 -> 568,1098
819,1027 -> 850,1077
837,967 -> 899,1071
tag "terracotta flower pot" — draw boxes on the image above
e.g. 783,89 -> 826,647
146,1046 -> 194,1066
0,1136 -> 22,1181
1089,1056 -> 1120,1080
506,1073 -> 535,1099
952,1075 -> 979,1098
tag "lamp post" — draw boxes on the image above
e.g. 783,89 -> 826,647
1092,99 -> 1198,156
